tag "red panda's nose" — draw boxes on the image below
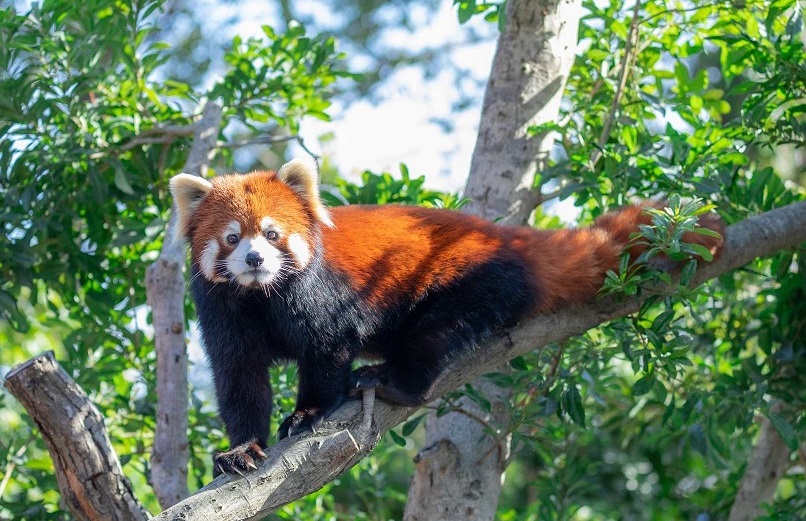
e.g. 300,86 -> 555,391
245,251 -> 265,268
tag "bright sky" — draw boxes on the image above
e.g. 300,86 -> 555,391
208,0 -> 498,193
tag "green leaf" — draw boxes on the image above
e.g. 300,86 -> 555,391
692,227 -> 723,239
114,167 -> 136,195
510,356 -> 529,371
683,243 -> 714,262
633,375 -> 653,396
387,429 -> 407,447
562,385 -> 586,427
689,424 -> 708,455
768,413 -> 799,451
401,414 -> 425,436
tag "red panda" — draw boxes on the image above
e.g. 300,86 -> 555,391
169,159 -> 725,475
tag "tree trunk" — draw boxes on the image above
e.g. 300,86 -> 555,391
405,0 -> 582,518
728,403 -> 793,521
462,0 -> 582,226
404,377 -> 511,521
4,353 -> 149,521
146,101 -> 223,508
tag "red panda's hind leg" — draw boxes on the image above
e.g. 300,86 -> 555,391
350,360 -> 442,407
351,256 -> 538,407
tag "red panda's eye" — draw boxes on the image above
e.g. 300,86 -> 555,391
226,233 -> 239,244
266,230 -> 279,241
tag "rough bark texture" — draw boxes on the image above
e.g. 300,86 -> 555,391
151,200 -> 806,521
406,0 -> 583,518
728,404 -> 793,521
404,375 -> 512,521
3,352 -> 148,521
146,101 -> 223,508
462,0 -> 582,225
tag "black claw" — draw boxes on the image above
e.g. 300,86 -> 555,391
278,403 -> 340,439
212,439 -> 268,477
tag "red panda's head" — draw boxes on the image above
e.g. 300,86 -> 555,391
169,159 -> 333,288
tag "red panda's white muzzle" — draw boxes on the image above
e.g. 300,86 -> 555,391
228,235 -> 284,287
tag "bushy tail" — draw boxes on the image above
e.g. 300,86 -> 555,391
527,202 -> 725,312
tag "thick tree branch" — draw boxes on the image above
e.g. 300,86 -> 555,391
3,353 -> 149,521
153,200 -> 806,521
146,101 -> 223,509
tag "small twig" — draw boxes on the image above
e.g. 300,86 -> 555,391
214,134 -> 321,162
424,403 -> 500,435
639,2 -> 727,24
88,122 -> 197,160
540,185 -> 565,203
589,0 -> 643,171
117,135 -> 176,152
135,123 -> 198,138
294,136 -> 321,161
547,341 -> 567,379
427,401 -> 510,465
116,123 -> 198,152
215,135 -> 299,149
0,441 -> 30,501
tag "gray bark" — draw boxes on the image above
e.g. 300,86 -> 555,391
462,0 -> 583,226
146,101 -> 223,508
727,403 -> 794,521
404,376 -> 512,521
3,352 -> 149,521
406,0 -> 583,518
151,200 -> 806,521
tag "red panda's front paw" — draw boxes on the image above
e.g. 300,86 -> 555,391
213,439 -> 267,477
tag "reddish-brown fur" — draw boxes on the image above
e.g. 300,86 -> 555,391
316,203 -> 723,314
322,206 -> 503,307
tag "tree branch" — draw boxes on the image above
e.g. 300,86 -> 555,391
146,101 -> 223,509
589,0 -> 642,170
3,353 -> 149,521
152,200 -> 806,520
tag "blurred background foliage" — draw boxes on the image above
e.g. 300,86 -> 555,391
0,0 -> 804,519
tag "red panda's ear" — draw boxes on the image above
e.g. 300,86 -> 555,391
276,159 -> 335,228
169,173 -> 213,243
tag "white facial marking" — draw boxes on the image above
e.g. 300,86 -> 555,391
260,216 -> 279,233
227,235 -> 284,287
287,233 -> 311,268
223,220 -> 241,239
200,239 -> 227,282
